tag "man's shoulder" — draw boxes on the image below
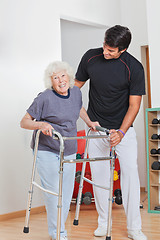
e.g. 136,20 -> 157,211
121,51 -> 143,70
84,47 -> 103,60
87,47 -> 103,54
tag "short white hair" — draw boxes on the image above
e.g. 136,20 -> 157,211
44,61 -> 75,89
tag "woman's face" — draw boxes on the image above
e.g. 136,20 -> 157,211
51,70 -> 70,96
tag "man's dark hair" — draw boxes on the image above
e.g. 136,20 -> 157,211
104,25 -> 132,51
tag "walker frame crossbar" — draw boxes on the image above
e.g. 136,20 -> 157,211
23,126 -> 115,240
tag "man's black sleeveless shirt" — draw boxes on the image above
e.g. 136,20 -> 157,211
76,48 -> 145,129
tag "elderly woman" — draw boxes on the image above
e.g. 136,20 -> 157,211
20,61 -> 99,240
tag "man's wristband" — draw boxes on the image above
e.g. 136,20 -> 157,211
118,129 -> 125,137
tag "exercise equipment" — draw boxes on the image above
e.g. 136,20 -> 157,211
83,192 -> 93,205
113,158 -> 121,195
150,148 -> 157,154
151,161 -> 160,170
150,148 -> 160,154
75,171 -> 82,184
114,189 -> 122,205
152,118 -> 159,124
113,170 -> 119,181
73,130 -> 121,209
74,154 -> 121,205
73,131 -> 94,204
151,134 -> 158,139
72,130 -> 94,204
154,205 -> 160,210
23,126 -> 115,240
76,153 -> 81,159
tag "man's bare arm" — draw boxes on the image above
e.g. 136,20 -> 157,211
110,95 -> 142,146
75,79 -> 86,88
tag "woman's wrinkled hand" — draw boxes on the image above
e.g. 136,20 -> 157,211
40,122 -> 54,137
88,121 -> 101,131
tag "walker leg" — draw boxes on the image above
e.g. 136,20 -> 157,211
73,161 -> 86,225
23,188 -> 34,233
73,137 -> 89,225
23,158 -> 36,233
23,131 -> 40,233
106,147 -> 115,240
56,151 -> 64,240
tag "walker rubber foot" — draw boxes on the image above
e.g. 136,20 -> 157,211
73,219 -> 78,225
106,237 -> 111,240
23,227 -> 29,233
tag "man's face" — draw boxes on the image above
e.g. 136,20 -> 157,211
103,43 -> 126,60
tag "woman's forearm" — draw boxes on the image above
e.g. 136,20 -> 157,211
20,112 -> 53,136
80,107 -> 100,130
80,107 -> 92,127
20,112 -> 41,130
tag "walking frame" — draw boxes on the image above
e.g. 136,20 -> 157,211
23,126 -> 116,240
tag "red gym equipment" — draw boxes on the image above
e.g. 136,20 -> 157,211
72,130 -> 121,205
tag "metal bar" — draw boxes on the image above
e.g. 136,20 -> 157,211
23,130 -> 41,233
54,130 -> 65,240
73,129 -> 91,225
62,156 -> 111,164
106,147 -> 115,239
24,127 -> 113,239
95,126 -> 109,135
82,177 -> 110,190
32,181 -> 59,196
52,134 -> 109,141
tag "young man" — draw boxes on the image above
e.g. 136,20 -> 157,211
75,25 -> 147,240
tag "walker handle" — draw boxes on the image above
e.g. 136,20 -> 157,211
95,126 -> 110,135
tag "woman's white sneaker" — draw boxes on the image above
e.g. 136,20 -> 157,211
128,230 -> 147,240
